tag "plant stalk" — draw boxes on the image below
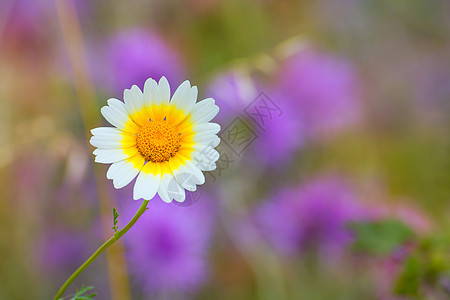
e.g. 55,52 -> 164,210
53,200 -> 149,300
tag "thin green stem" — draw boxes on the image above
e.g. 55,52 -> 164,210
53,200 -> 149,300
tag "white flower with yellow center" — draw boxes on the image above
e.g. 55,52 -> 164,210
90,77 -> 220,202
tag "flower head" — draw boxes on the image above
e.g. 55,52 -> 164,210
90,77 -> 220,202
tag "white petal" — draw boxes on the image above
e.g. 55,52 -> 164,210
170,159 -> 205,192
170,80 -> 197,115
123,85 -> 148,126
133,167 -> 161,200
201,162 -> 216,171
158,173 -> 174,203
93,148 -> 138,164
193,133 -> 220,147
211,136 -> 221,147
190,144 -> 220,170
143,78 -> 158,106
192,122 -> 221,135
158,173 -> 186,203
186,160 -> 205,184
100,99 -> 139,133
172,187 -> 186,203
90,127 -> 136,149
190,98 -> 219,124
169,179 -> 186,202
124,85 -> 144,112
156,76 -> 170,105
106,157 -> 143,189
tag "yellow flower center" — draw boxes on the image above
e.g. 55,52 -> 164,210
136,120 -> 181,163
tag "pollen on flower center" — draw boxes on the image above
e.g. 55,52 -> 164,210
136,120 -> 181,163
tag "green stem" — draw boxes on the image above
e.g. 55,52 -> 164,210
53,200 -> 149,300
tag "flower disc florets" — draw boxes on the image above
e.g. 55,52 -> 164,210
136,120 -> 181,163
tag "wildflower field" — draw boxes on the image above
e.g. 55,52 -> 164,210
0,1 -> 449,299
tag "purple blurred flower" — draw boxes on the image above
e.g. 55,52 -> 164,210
103,29 -> 184,93
207,71 -> 304,165
277,49 -> 362,136
252,92 -> 304,165
1,0 -> 91,44
37,229 -> 88,277
254,177 -> 369,258
206,70 -> 259,124
415,58 -> 450,125
124,199 -> 214,294
0,0 -> 51,52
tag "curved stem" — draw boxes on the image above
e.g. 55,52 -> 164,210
54,200 -> 149,300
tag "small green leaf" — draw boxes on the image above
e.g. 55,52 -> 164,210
59,285 -> 97,300
112,207 -> 120,235
349,219 -> 414,255
394,255 -> 421,296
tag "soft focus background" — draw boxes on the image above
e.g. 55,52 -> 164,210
0,0 -> 449,299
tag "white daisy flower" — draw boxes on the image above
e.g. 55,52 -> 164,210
90,77 -> 220,202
